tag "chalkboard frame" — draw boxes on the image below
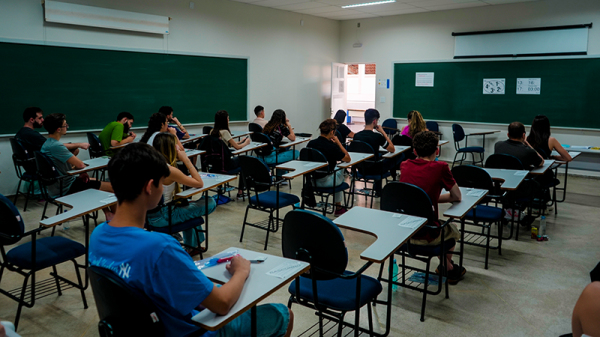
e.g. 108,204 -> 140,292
1,38 -> 249,135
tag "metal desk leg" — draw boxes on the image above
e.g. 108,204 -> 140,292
251,305 -> 257,337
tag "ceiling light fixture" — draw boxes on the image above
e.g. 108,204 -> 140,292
341,0 -> 396,9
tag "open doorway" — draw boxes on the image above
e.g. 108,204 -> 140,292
330,63 -> 376,133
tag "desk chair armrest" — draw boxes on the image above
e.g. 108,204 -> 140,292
0,226 -> 46,241
271,179 -> 287,186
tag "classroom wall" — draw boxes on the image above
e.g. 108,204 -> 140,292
339,0 -> 600,164
0,0 -> 340,196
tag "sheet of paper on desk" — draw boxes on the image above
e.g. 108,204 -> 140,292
303,162 -> 321,167
100,196 -> 117,204
395,215 -> 422,229
466,189 -> 486,197
200,173 -> 218,178
514,171 -> 528,176
266,261 -> 305,279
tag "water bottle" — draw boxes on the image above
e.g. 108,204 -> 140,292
62,210 -> 70,230
539,216 -> 546,237
392,258 -> 398,290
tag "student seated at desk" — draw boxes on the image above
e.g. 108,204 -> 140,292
89,143 -> 293,337
159,106 -> 190,140
399,131 -> 465,284
262,109 -> 299,162
16,107 -> 88,155
495,122 -> 544,168
353,108 -> 396,194
252,105 -> 268,128
140,113 -> 184,151
527,115 -> 572,162
212,110 -> 249,199
41,113 -> 115,219
99,111 -> 136,155
307,119 -> 351,216
147,133 -> 216,252
333,109 -> 354,143
400,110 -> 428,139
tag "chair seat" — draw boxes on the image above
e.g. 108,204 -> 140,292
466,205 -> 505,221
146,217 -> 204,234
356,171 -> 391,181
399,239 -> 456,257
457,146 -> 484,153
6,236 -> 85,270
544,178 -> 560,188
289,271 -> 382,311
250,191 -> 300,209
226,166 -> 242,175
314,182 -> 350,194
21,172 -> 39,180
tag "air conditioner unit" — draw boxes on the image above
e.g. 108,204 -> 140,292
43,0 -> 170,35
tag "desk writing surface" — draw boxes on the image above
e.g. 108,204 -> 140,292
176,173 -> 237,199
438,140 -> 449,146
181,134 -> 207,144
231,131 -> 252,139
380,145 -> 411,159
334,207 -> 427,263
443,187 -> 488,219
67,157 -> 110,175
551,151 -> 581,163
529,159 -> 555,175
275,160 -> 327,179
184,149 -> 205,158
40,189 -> 117,227
483,168 -> 527,191
231,142 -> 267,155
191,247 -> 309,330
337,152 -> 374,169
468,130 -> 500,136
279,137 -> 310,148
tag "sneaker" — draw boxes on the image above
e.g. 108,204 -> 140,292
334,208 -> 348,217
172,233 -> 184,243
280,180 -> 289,186
447,263 -> 467,285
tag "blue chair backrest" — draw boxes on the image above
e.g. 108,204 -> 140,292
381,182 -> 435,224
347,140 -> 377,172
426,121 -> 439,132
300,147 -> 329,173
382,119 -> 397,130
452,124 -> 465,143
0,193 -> 25,246
451,165 -> 494,192
250,132 -> 274,157
87,133 -> 104,158
34,151 -> 60,183
202,126 -> 213,135
282,209 -> 348,281
485,154 -> 524,170
239,155 -> 272,193
248,123 -> 263,133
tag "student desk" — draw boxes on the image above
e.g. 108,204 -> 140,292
109,135 -> 142,150
231,141 -> 267,155
466,130 -> 500,149
551,151 -> 581,203
66,157 -> 110,175
231,131 -> 253,139
181,134 -> 207,144
334,206 -> 426,336
438,140 -> 449,146
529,159 -> 555,175
442,186 -> 488,268
192,247 -> 309,336
337,152 -> 374,169
483,168 -> 528,190
184,149 -> 205,158
379,145 -> 411,159
274,160 -> 327,179
40,189 -> 118,289
278,137 -> 310,151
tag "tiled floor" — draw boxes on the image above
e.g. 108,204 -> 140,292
1,172 -> 598,336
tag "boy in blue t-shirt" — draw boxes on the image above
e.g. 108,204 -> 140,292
89,143 -> 293,337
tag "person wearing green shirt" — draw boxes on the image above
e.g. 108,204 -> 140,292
99,112 -> 136,155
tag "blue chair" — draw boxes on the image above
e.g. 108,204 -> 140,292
0,194 -> 88,330
9,138 -> 39,212
248,122 -> 263,133
34,151 -> 72,221
381,118 -> 398,138
378,182 -> 455,322
87,132 -> 105,159
239,156 -> 299,250
299,148 -> 349,216
452,165 -> 505,269
199,135 -> 243,200
451,124 -> 484,167
425,121 -> 442,138
347,140 -> 391,208
283,209 -> 382,336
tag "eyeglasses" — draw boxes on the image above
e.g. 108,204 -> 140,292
61,124 -> 69,129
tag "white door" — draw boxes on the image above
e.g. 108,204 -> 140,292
330,63 -> 347,118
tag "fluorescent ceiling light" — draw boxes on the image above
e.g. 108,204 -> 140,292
341,0 -> 396,9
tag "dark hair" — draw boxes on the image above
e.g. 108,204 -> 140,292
43,113 -> 66,134
116,111 -> 134,121
412,131 -> 439,157
333,110 -> 346,125
158,106 -> 173,115
527,115 -> 551,149
508,122 -> 526,139
211,110 -> 230,137
364,108 -> 380,125
254,105 -> 264,116
23,107 -> 42,123
108,143 -> 170,204
141,113 -> 168,144
318,118 -> 338,135
263,109 -> 286,135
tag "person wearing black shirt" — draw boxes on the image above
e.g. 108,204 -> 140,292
352,108 -> 396,194
15,107 -> 47,153
307,119 -> 351,216
333,109 -> 354,143
494,122 -> 544,168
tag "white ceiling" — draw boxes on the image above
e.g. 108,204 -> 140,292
230,0 -> 540,20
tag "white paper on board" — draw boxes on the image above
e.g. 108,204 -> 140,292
415,72 -> 434,87
483,79 -> 505,94
517,78 -> 541,95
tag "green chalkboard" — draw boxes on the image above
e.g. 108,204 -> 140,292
1,41 -> 247,134
393,58 -> 600,129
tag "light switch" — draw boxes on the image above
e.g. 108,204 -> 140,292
380,96 -> 386,103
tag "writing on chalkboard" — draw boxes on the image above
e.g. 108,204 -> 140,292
517,78 -> 541,95
483,79 -> 505,94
